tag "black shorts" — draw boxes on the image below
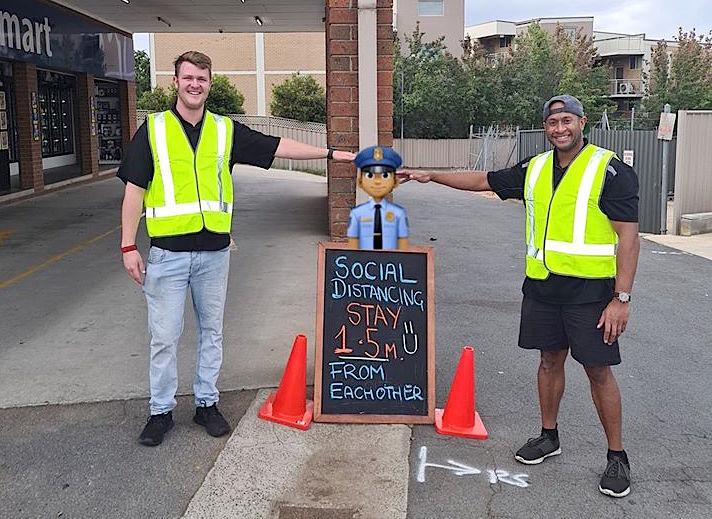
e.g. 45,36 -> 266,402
518,296 -> 621,366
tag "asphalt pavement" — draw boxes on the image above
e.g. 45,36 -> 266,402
0,168 -> 710,518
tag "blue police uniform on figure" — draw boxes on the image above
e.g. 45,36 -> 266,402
348,146 -> 409,250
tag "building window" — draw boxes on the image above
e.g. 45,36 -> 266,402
499,36 -> 509,48
629,56 -> 640,70
418,1 -> 444,16
38,72 -> 76,158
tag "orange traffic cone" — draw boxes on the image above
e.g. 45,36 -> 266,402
258,334 -> 314,430
435,346 -> 488,439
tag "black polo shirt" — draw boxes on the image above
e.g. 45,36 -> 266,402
117,106 -> 281,251
486,142 -> 639,304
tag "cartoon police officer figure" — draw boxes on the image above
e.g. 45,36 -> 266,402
348,145 -> 409,250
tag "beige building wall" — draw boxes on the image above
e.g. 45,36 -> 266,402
152,32 -> 326,116
516,17 -> 594,39
394,0 -> 465,56
264,33 -> 325,71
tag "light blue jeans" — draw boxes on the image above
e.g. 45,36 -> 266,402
143,246 -> 230,415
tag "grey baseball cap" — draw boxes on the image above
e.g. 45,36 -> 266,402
543,95 -> 585,121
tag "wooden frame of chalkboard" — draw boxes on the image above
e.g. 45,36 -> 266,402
314,242 -> 435,424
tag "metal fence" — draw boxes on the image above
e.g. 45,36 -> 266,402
393,135 -> 517,170
136,110 -> 328,173
672,111 -> 712,234
517,129 -> 677,234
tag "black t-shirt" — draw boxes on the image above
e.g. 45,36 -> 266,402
117,106 -> 281,251
486,142 -> 639,304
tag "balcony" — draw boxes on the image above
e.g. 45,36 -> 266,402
609,78 -> 643,97
595,35 -> 646,56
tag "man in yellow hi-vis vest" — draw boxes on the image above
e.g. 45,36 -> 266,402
118,51 -> 354,447
405,95 -> 640,498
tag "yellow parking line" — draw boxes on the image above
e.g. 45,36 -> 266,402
0,225 -> 122,290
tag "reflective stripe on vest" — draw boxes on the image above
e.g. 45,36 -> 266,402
525,151 -> 551,262
145,110 -> 233,237
524,144 -> 618,280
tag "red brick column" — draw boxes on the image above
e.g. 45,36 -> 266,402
325,0 -> 394,240
76,74 -> 99,177
12,62 -> 43,191
326,0 -> 359,240
119,80 -> 137,153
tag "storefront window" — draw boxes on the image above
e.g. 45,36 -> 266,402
95,81 -> 122,164
38,71 -> 76,158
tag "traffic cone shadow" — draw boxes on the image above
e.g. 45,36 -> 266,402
435,346 -> 488,440
258,334 -> 314,430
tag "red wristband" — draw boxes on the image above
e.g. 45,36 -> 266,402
120,244 -> 137,254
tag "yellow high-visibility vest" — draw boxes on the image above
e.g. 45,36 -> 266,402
524,144 -> 618,280
144,110 -> 234,237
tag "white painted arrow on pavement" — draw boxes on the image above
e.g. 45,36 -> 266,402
416,446 -> 481,482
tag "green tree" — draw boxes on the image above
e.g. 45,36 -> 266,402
206,75 -> 245,115
134,50 -> 151,99
642,29 -> 712,127
137,86 -> 171,112
394,24 -> 471,138
270,73 -> 326,122
497,23 -> 614,128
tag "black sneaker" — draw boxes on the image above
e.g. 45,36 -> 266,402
138,412 -> 174,447
599,455 -> 631,498
514,433 -> 562,464
193,404 -> 231,437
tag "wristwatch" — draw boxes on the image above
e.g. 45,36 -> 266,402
613,291 -> 631,303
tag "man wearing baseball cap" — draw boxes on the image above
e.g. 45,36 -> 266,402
405,95 -> 640,497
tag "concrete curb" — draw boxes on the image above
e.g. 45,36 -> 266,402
182,389 -> 411,519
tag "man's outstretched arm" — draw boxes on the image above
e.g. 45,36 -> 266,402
275,138 -> 355,162
402,169 -> 492,191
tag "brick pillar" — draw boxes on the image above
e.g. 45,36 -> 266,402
326,0 -> 394,240
12,62 -> 43,191
119,80 -> 137,154
76,74 -> 99,177
326,0 -> 359,240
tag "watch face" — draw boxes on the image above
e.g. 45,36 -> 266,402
617,292 -> 630,303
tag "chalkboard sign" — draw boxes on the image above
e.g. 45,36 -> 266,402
314,243 -> 435,423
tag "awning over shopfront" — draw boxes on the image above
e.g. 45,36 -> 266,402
51,0 -> 327,34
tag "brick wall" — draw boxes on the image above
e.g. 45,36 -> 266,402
326,0 -> 393,239
76,74 -> 98,177
120,80 -> 138,148
12,62 -> 43,191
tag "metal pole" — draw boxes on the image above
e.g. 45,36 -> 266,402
660,103 -> 671,234
630,106 -> 635,131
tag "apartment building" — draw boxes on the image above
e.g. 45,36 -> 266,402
394,0 -> 465,56
150,1 -> 464,116
465,16 -> 677,114
465,16 -> 594,63
593,31 -> 677,112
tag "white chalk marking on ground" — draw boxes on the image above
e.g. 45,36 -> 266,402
416,446 -> 529,488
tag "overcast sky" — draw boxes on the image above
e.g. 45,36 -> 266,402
134,1 -> 711,52
465,0 -> 711,41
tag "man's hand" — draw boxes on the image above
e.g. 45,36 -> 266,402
398,169 -> 433,183
123,250 -> 145,285
332,150 -> 356,162
597,299 -> 630,345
